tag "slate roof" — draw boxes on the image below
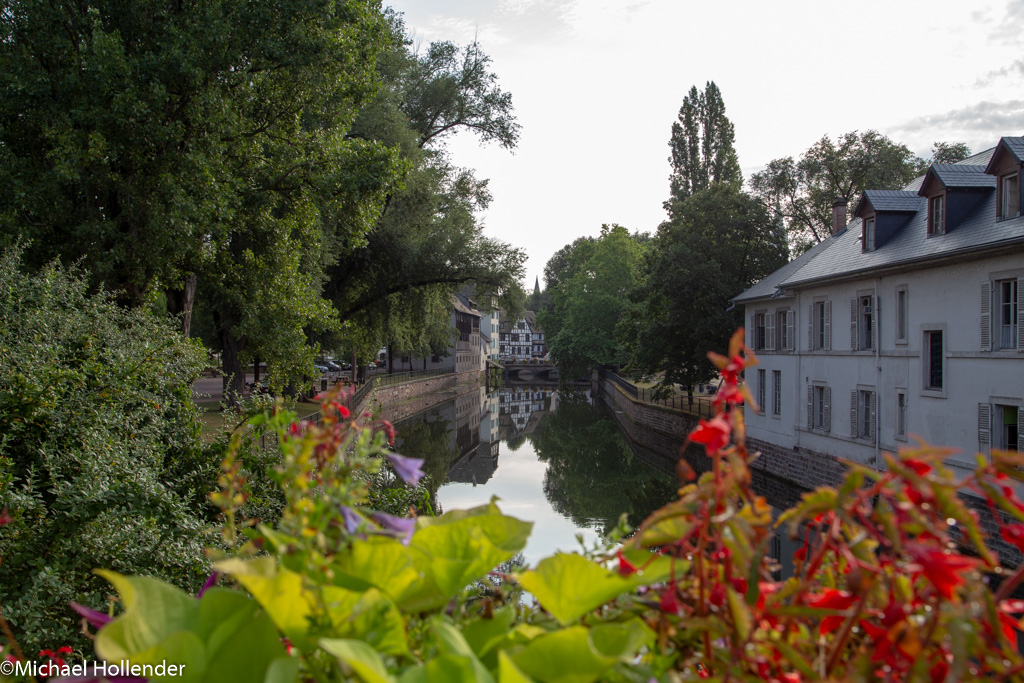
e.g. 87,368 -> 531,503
860,190 -> 922,213
1002,137 -> 1024,162
734,142 -> 1022,300
922,164 -> 995,190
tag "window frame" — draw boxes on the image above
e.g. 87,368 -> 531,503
895,390 -> 908,441
922,328 -> 946,397
772,370 -> 782,417
809,298 -> 831,351
1001,172 -> 1020,219
928,193 -> 945,236
998,278 -> 1019,350
852,388 -> 876,440
807,383 -> 831,432
895,285 -> 908,345
863,216 -> 876,251
757,368 -> 766,412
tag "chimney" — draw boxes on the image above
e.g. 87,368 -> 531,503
831,197 -> 847,236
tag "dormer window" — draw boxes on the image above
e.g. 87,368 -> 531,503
863,217 -> 875,251
1001,173 -> 1020,219
928,194 -> 945,235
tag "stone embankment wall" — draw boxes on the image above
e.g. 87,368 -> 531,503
369,371 -> 479,423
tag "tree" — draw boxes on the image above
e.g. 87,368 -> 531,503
625,185 -> 788,396
0,0 -> 404,402
541,225 -> 647,379
749,130 -> 922,252
665,82 -> 741,214
0,248 -> 213,654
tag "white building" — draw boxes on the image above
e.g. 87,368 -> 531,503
733,138 -> 1024,489
499,311 -> 547,361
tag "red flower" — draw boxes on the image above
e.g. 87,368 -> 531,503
805,589 -> 857,634
905,543 -> 981,600
689,416 -> 731,454
1003,524 -> 1024,553
616,549 -> 638,577
659,583 -> 681,614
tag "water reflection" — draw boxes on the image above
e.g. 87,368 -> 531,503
390,384 -> 803,572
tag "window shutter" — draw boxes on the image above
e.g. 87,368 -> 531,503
749,315 -> 755,348
870,296 -> 877,350
824,301 -> 832,351
851,298 -> 858,351
869,391 -> 876,441
786,310 -> 795,351
1019,408 -> 1024,453
807,304 -> 813,350
1018,278 -> 1024,352
980,282 -> 992,351
766,312 -> 776,351
979,403 -> 991,455
807,385 -> 813,430
823,386 -> 831,432
850,391 -> 858,438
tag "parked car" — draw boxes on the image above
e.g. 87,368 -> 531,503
324,361 -> 341,372
313,364 -> 329,374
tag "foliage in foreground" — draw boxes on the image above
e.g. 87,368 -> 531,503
0,249 -> 215,655
9,333 -> 1024,682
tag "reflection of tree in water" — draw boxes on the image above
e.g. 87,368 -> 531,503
531,393 -> 677,535
505,433 -> 529,452
393,418 -> 458,505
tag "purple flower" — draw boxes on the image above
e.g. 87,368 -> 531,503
369,511 -> 416,546
70,602 -> 111,630
386,453 -> 425,487
197,572 -> 220,598
339,505 -> 364,534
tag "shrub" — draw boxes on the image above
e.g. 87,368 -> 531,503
12,331 -> 1024,681
0,248 -> 216,655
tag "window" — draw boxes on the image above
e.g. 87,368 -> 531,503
809,299 -> 831,350
1001,173 -> 1020,219
754,312 -> 766,350
852,295 -> 874,350
896,392 -> 907,440
757,369 -> 766,410
807,384 -> 831,431
852,389 -> 875,439
772,370 -> 781,416
778,309 -> 794,351
895,286 -> 908,343
928,194 -> 945,235
863,217 -> 876,251
999,279 -> 1019,349
982,404 -> 1024,454
925,330 -> 943,390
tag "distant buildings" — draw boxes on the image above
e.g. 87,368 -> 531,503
498,310 -> 548,361
734,137 -> 1024,487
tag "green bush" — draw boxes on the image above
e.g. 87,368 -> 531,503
0,248 -> 216,654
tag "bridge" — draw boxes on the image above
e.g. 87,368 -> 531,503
502,362 -> 558,382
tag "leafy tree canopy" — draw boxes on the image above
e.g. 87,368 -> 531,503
624,184 -> 788,395
666,81 -> 741,215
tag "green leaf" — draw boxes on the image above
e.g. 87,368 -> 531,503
430,620 -> 495,683
215,557 -> 315,651
497,651 -> 534,683
514,553 -> 638,625
634,498 -> 698,548
511,621 -> 652,683
322,586 -> 408,655
726,587 -> 751,642
320,638 -> 395,683
461,607 -> 516,661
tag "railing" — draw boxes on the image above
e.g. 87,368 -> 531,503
600,369 -> 715,419
373,367 -> 453,389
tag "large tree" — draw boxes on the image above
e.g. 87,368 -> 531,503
624,184 -> 788,397
665,82 -> 741,215
0,0 -> 403,401
540,225 -> 648,379
748,131 -> 951,252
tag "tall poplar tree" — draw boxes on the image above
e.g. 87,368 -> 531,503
665,82 -> 741,216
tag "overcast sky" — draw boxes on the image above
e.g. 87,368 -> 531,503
386,0 -> 1024,290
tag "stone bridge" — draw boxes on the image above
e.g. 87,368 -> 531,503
503,363 -> 558,382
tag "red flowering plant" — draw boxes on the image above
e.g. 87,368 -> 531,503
613,329 -> 1024,682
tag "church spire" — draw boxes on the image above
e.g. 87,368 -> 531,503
533,276 -> 540,295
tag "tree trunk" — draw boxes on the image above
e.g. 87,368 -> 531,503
388,343 -> 394,374
166,273 -> 198,338
220,324 -> 246,407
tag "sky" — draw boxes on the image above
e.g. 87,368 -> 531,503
386,0 -> 1024,289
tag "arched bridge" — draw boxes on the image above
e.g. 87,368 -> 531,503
503,363 -> 559,382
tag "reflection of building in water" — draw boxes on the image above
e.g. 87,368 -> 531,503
499,387 -> 554,437
447,389 -> 501,486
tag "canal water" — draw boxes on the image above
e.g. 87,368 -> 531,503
390,384 -> 804,568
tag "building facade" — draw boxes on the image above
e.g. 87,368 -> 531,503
734,138 -> 1024,486
499,311 -> 548,361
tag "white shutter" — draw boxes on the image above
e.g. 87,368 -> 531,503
981,282 -> 992,352
979,403 -> 992,455
824,301 -> 832,351
786,310 -> 795,351
766,312 -> 776,351
1018,278 -> 1024,352
870,296 -> 877,350
870,391 -> 877,441
851,297 -> 859,351
807,385 -> 813,429
808,304 -> 814,350
1019,408 -> 1024,453
749,315 -> 755,348
823,386 -> 831,432
851,391 -> 859,438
